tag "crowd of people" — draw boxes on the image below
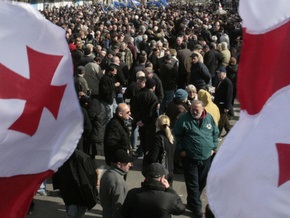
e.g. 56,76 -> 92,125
35,1 -> 242,217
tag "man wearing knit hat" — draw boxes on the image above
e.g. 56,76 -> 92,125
166,89 -> 189,174
174,89 -> 188,102
122,163 -> 185,217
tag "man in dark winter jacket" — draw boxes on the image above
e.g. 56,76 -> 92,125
99,64 -> 120,124
214,67 -> 233,138
159,54 -> 178,114
56,149 -> 98,218
104,103 -> 132,166
188,53 -> 211,91
122,163 -> 185,218
130,77 -> 159,156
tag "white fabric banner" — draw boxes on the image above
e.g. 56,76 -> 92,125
0,2 -> 83,177
207,0 -> 290,217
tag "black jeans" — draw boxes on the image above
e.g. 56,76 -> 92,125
182,156 -> 212,217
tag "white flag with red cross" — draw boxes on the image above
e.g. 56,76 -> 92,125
207,0 -> 290,217
0,2 -> 83,217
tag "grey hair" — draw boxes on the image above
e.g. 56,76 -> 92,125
191,99 -> 204,107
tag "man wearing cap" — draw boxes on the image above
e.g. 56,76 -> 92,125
173,100 -> 219,218
188,53 -> 211,91
100,149 -> 135,218
214,67 -> 233,139
74,66 -> 90,97
122,163 -> 185,218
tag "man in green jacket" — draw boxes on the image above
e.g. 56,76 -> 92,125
173,100 -> 219,218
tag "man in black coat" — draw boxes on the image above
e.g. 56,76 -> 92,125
188,53 -> 211,91
144,67 -> 164,107
159,54 -> 178,114
104,103 -> 132,166
56,149 -> 98,217
122,163 -> 185,218
214,67 -> 233,138
99,65 -> 120,124
130,77 -> 159,155
203,45 -> 217,85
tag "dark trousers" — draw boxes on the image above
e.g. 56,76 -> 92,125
218,112 -> 231,135
160,90 -> 175,114
139,121 -> 156,154
182,156 -> 212,217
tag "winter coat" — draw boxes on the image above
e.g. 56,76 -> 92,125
100,166 -> 128,218
122,179 -> 185,218
214,77 -> 233,111
159,61 -> 178,91
57,150 -> 98,210
104,116 -> 131,166
188,62 -> 211,91
130,87 -> 158,124
143,131 -> 175,174
99,73 -> 116,105
173,111 -> 219,161
166,99 -> 189,128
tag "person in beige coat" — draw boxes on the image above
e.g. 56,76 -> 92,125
219,42 -> 231,67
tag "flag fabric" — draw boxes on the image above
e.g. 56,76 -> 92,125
146,0 -> 166,8
207,0 -> 290,217
128,0 -> 141,8
0,2 -> 83,217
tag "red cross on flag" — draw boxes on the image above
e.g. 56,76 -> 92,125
207,0 -> 290,217
0,2 -> 83,217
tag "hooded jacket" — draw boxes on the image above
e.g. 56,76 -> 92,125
198,89 -> 220,125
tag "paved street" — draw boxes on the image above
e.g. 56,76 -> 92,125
29,101 -> 240,218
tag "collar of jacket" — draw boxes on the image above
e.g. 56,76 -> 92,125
141,179 -> 166,191
111,165 -> 127,176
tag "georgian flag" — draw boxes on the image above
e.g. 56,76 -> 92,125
207,1 -> 290,217
0,2 -> 83,217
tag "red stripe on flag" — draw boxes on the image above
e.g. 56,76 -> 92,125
0,170 -> 53,218
276,143 -> 290,187
238,22 -> 290,115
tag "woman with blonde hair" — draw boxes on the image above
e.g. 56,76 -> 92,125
142,115 -> 175,186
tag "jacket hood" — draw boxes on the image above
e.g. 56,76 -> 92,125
198,89 -> 212,106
